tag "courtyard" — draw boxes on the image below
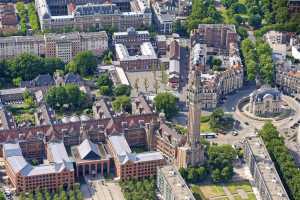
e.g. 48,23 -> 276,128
191,181 -> 257,200
81,176 -> 125,200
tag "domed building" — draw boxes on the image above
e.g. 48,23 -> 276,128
249,85 -> 282,117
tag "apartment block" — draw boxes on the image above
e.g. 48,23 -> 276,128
243,136 -> 290,200
36,0 -> 151,31
0,32 -> 108,62
190,25 -> 243,109
157,165 -> 196,200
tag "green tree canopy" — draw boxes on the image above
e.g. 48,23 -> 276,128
154,92 -> 178,119
113,84 -> 131,96
112,96 -> 132,113
97,73 -> 113,88
66,51 -> 97,76
45,84 -> 87,112
8,53 -> 44,81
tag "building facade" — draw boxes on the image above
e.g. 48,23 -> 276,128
189,24 -> 243,110
243,136 -> 290,200
0,32 -> 108,62
249,85 -> 282,117
157,165 -> 196,200
35,0 -> 152,31
3,142 -> 75,193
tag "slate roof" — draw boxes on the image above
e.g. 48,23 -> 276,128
108,134 -> 163,164
64,73 -> 83,85
3,142 -> 73,177
77,139 -> 101,160
74,4 -> 120,16
250,85 -> 282,102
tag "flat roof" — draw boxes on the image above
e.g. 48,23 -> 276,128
245,136 -> 290,200
158,165 -> 196,200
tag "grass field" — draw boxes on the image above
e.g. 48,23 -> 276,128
191,182 -> 257,200
200,121 -> 213,132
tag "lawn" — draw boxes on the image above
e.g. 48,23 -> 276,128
191,184 -> 225,199
7,104 -> 36,125
200,122 -> 213,132
191,182 -> 256,200
227,181 -> 253,194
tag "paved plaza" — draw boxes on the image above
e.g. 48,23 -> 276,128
81,176 -> 125,200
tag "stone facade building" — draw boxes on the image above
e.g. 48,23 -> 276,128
276,66 -> 300,95
157,165 -> 196,200
35,0 -> 151,31
190,24 -> 243,110
0,32 -> 108,62
249,86 -> 282,117
243,136 -> 290,200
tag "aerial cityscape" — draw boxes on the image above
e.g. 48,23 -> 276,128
0,0 -> 299,200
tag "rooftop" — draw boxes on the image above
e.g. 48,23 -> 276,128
3,142 -> 73,177
108,134 -> 163,164
245,136 -> 290,200
158,165 -> 196,200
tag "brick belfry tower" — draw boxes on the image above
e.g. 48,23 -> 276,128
177,66 -> 205,168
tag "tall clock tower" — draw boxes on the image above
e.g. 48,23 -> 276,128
177,66 -> 205,168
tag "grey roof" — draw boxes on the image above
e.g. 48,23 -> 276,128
77,139 -> 101,160
109,135 -> 131,157
64,73 -> 83,84
250,85 -> 281,102
74,4 -> 120,16
48,142 -> 71,163
108,135 -> 163,164
4,142 -> 73,177
34,74 -> 55,87
0,107 -> 15,130
3,143 -> 23,157
0,88 -> 26,96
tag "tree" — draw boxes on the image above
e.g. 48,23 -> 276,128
27,3 -> 40,31
237,27 -> 248,39
221,166 -> 233,182
248,14 -> 262,29
99,85 -> 112,96
134,78 -> 140,93
112,96 -> 132,113
8,53 -> 43,81
36,190 -> 43,200
45,84 -> 87,112
97,73 -> 113,88
211,169 -> 222,183
221,0 -> 238,8
153,79 -> 159,94
43,57 -> 65,75
113,84 -> 131,96
23,90 -> 35,108
209,108 -> 225,130
231,3 -> 247,14
144,78 -> 149,92
196,167 -> 207,182
66,51 -> 97,76
0,192 -> 5,200
275,7 -> 288,24
154,92 -> 178,119
0,60 -> 10,88
187,168 -> 198,183
179,168 -> 188,180
246,60 -> 257,81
